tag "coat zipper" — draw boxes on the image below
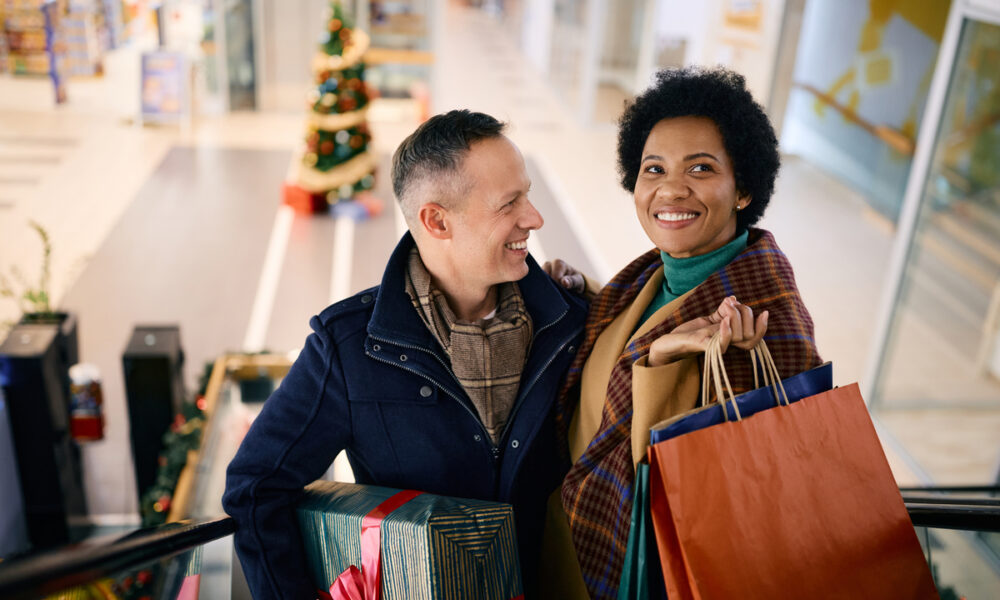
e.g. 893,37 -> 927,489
496,307 -> 571,447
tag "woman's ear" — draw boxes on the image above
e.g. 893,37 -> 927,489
418,202 -> 451,240
736,193 -> 752,212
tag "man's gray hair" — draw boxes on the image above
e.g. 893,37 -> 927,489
391,110 -> 506,223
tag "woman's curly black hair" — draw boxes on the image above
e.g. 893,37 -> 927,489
617,66 -> 780,231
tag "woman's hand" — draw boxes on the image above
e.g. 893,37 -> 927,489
646,296 -> 768,367
542,258 -> 586,294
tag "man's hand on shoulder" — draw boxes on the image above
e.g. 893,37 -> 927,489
542,258 -> 586,294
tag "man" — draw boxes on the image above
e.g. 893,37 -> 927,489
223,110 -> 588,599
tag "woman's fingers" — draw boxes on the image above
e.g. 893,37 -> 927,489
718,315 -> 732,353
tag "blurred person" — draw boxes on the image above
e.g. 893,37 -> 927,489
549,67 -> 823,598
223,110 -> 588,599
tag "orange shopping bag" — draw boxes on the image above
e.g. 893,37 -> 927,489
648,336 -> 938,599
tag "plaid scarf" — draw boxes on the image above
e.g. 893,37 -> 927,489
405,248 -> 533,443
557,229 -> 821,599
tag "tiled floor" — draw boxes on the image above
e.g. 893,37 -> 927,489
0,1 -> 996,518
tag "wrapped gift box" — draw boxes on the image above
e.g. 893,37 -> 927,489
297,481 -> 523,600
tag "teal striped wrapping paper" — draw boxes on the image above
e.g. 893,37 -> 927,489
296,481 -> 523,600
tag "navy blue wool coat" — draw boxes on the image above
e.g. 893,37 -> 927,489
223,233 -> 587,599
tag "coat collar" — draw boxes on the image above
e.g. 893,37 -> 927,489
367,232 -> 575,346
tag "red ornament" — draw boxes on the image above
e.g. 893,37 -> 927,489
157,495 -> 171,511
339,97 -> 356,111
339,28 -> 351,42
196,395 -> 207,411
137,570 -> 153,586
346,78 -> 360,90
320,140 -> 334,155
328,18 -> 342,32
349,135 -> 363,149
121,576 -> 134,591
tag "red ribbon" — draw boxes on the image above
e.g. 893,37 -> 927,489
322,489 -> 423,600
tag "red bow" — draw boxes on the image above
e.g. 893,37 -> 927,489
322,489 -> 423,600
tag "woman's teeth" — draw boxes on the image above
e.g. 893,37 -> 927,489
505,240 -> 527,250
655,212 -> 697,222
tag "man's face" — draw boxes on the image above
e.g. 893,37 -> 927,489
448,136 -> 543,289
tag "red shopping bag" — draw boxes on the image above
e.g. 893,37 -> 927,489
648,337 -> 938,599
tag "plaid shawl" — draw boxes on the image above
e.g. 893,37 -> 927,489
405,248 -> 533,443
557,229 -> 821,599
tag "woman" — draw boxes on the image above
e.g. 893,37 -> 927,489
554,67 -> 822,599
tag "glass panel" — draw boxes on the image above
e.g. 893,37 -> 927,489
41,546 -> 208,600
915,526 -> 1000,598
874,18 -> 1000,483
183,355 -> 290,521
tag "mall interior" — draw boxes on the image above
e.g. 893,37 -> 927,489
0,0 -> 997,598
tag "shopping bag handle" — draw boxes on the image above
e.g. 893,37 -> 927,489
701,335 -> 790,422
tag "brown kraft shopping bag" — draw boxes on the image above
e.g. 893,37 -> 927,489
648,337 -> 938,599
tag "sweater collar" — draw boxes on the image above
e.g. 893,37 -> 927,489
660,229 -> 749,298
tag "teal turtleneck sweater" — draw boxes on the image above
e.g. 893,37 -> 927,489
639,230 -> 749,326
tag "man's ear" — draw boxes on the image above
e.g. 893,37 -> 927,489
417,202 -> 452,240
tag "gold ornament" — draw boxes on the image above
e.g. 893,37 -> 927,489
321,93 -> 337,107
304,152 -> 318,167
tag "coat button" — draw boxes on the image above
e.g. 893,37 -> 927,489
567,345 -> 576,354
419,385 -> 432,397
372,344 -> 381,352
511,439 -> 520,449
399,354 -> 408,362
473,434 -> 482,442
360,294 -> 373,304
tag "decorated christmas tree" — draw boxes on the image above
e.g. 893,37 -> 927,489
283,1 -> 378,215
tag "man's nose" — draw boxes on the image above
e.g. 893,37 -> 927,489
520,199 -> 544,230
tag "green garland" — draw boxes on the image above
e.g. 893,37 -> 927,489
138,363 -> 212,528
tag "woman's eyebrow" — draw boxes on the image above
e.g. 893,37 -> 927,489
641,154 -> 663,163
683,152 -> 720,162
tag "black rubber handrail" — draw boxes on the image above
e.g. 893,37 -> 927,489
901,495 -> 1000,507
905,502 -> 1000,532
0,516 -> 234,600
898,485 -> 1000,494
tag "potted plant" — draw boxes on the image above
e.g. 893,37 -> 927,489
0,220 -> 79,373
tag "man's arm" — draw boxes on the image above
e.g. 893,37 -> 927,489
223,319 -> 350,599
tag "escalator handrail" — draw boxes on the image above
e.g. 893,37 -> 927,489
899,485 -> 1000,494
0,516 -> 234,600
904,501 -> 1000,532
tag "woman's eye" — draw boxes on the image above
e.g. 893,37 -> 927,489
644,165 -> 664,174
690,163 -> 713,173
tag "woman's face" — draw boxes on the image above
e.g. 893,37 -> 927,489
633,116 -> 748,258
